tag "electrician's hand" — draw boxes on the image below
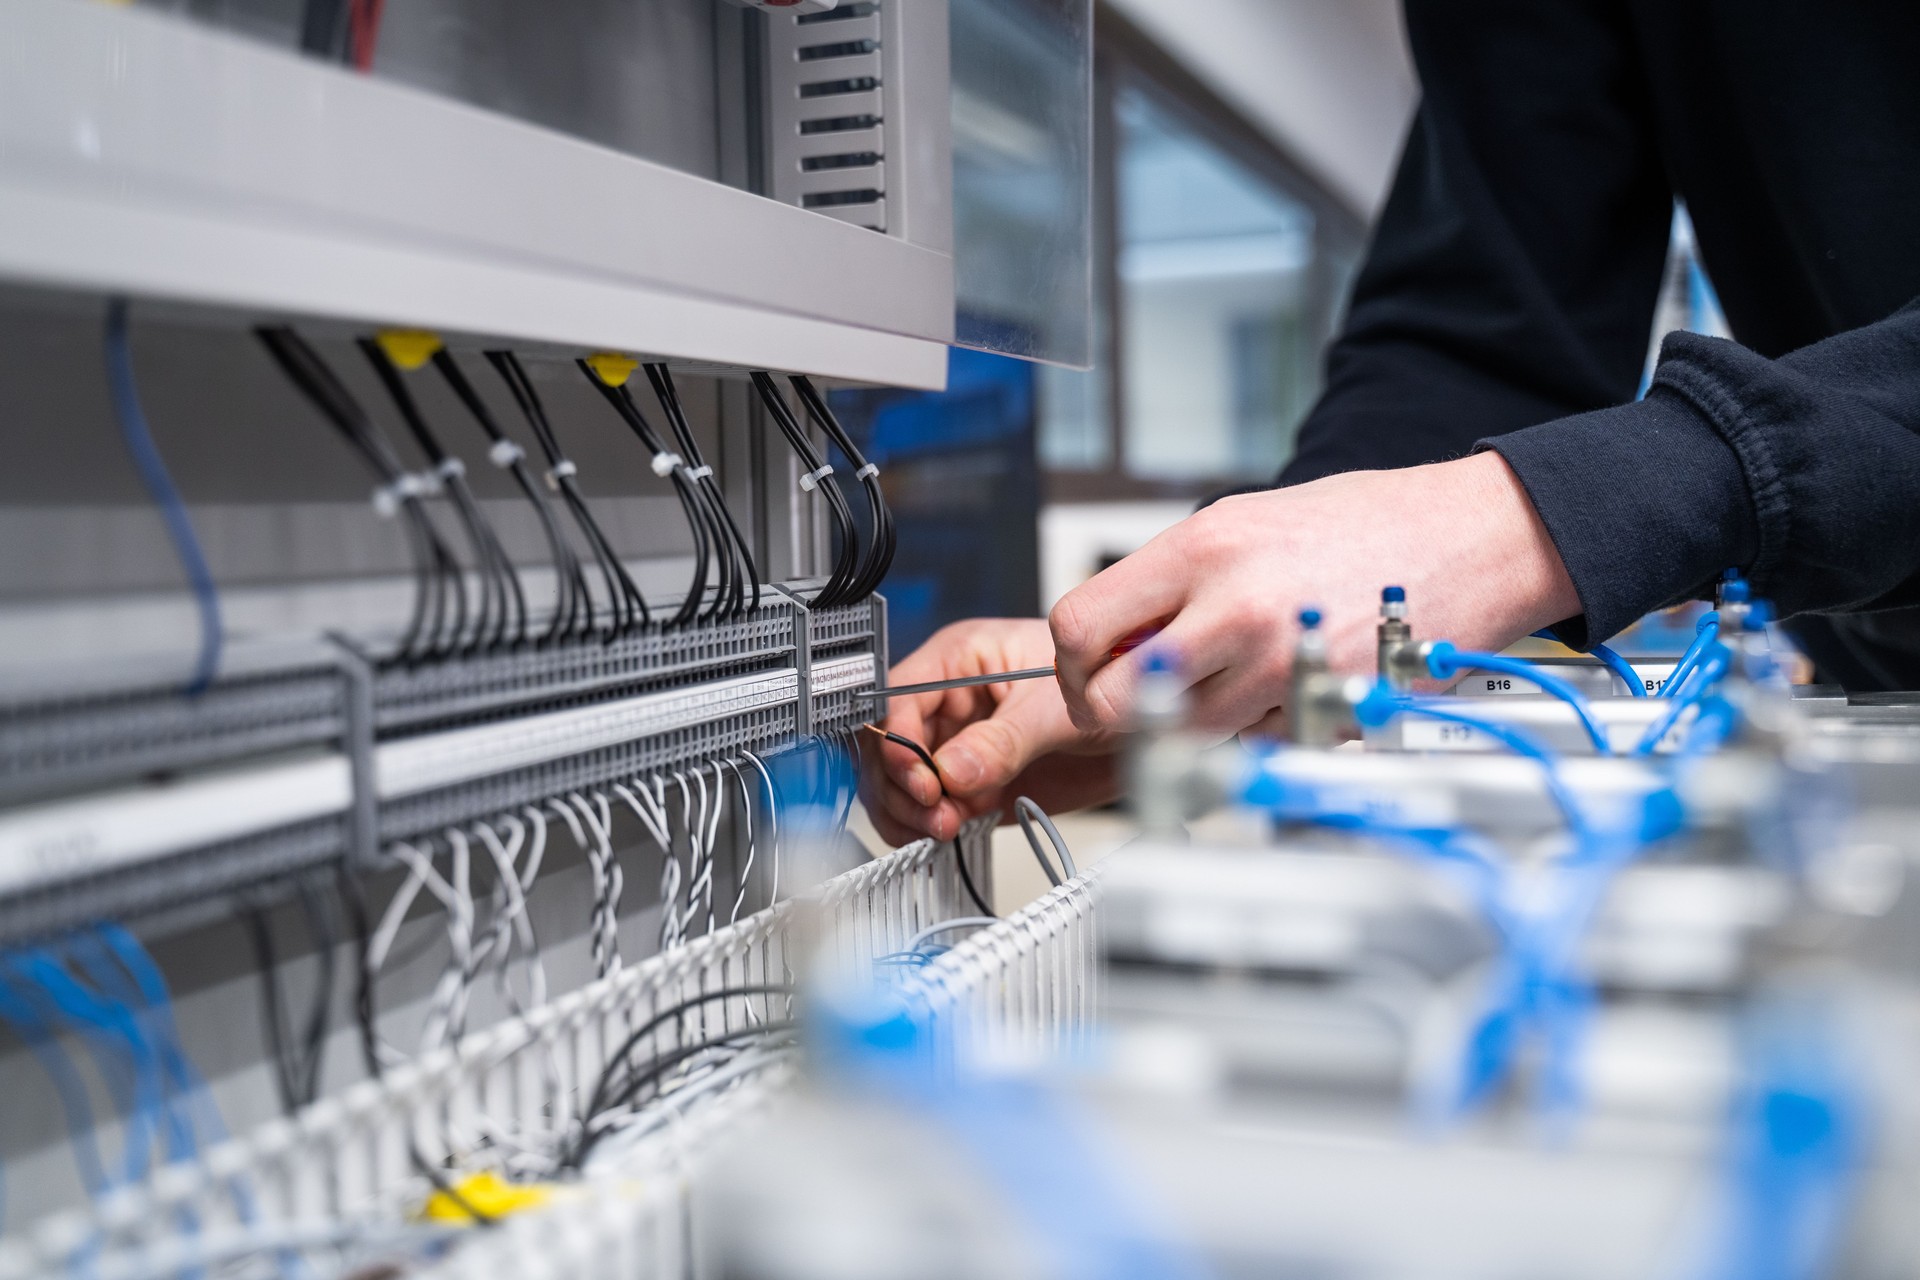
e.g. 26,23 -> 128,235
1050,452 -> 1581,738
859,618 -> 1122,846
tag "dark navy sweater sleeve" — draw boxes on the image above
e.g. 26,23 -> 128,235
1487,302 -> 1920,645
1281,0 -> 1675,485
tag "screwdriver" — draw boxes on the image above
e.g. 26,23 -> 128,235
862,626 -> 1160,701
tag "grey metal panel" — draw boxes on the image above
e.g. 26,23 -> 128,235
764,0 -> 952,251
0,0 -> 953,386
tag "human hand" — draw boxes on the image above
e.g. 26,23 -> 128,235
1049,452 -> 1581,737
859,617 -> 1122,845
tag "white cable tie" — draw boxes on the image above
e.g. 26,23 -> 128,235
488,439 -> 525,469
545,459 -> 578,491
436,456 -> 466,480
798,463 -> 834,493
685,464 -> 713,481
410,469 -> 443,497
650,451 -> 684,478
372,484 -> 402,518
855,462 -> 879,481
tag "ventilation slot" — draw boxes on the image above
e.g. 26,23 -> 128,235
799,39 -> 879,61
798,2 -> 878,22
800,75 -> 880,99
768,0 -> 889,232
802,151 -> 882,171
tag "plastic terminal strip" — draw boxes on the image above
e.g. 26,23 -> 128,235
0,596 -> 877,932
0,652 -> 876,897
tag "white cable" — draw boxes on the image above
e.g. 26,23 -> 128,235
702,760 -> 727,934
583,790 -> 624,971
741,751 -> 780,907
671,771 -> 701,945
907,917 -> 998,954
473,819 -> 533,1011
724,758 -> 756,926
368,845 -> 435,972
616,778 -> 681,952
389,836 -> 474,1053
686,768 -> 715,939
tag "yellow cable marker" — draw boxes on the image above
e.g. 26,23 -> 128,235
586,351 -> 640,387
374,329 -> 445,372
420,1170 -> 556,1223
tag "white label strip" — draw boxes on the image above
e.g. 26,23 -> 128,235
813,653 -> 877,696
376,666 -> 806,799
0,754 -> 353,896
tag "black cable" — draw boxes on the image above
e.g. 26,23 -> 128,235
860,723 -> 995,916
298,0 -> 350,59
243,902 -> 302,1115
360,340 -> 527,653
244,879 -> 339,1114
257,328 -> 463,664
577,362 -> 715,628
567,1021 -> 799,1170
485,351 -> 649,637
790,374 -> 895,600
749,373 -> 862,608
292,881 -> 338,1106
578,985 -> 797,1125
646,364 -> 762,617
432,349 -> 587,647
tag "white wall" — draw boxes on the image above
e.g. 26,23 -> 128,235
1040,500 -> 1196,610
1104,0 -> 1417,217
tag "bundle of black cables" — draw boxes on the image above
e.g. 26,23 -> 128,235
257,327 -> 465,665
243,875 -> 338,1116
580,358 -> 734,629
431,349 -> 591,647
562,985 -> 797,1171
486,351 -> 650,639
749,371 -> 863,608
645,362 -> 762,618
360,339 -> 528,654
790,373 -> 896,601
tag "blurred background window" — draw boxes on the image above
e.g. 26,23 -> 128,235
1114,85 -> 1325,482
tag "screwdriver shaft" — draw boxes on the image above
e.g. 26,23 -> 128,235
868,666 -> 1057,700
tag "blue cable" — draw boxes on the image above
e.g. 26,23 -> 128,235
1589,643 -> 1647,697
67,933 -> 200,1163
103,299 -> 222,697
1636,646 -> 1732,755
1426,643 -> 1611,753
1361,689 -> 1594,845
0,973 -> 112,1196
93,924 -> 229,1148
8,952 -> 163,1185
1531,630 -> 1647,697
1663,611 -> 1722,699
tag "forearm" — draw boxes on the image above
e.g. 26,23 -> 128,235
1487,298 -> 1920,645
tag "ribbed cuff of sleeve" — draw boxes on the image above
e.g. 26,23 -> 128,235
1476,388 -> 1758,647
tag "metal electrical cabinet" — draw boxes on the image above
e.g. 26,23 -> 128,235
0,0 -> 956,388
